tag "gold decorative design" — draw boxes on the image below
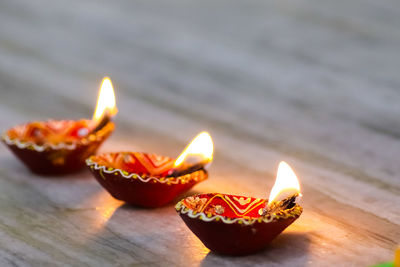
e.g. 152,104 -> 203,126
2,120 -> 114,152
86,157 -> 208,185
177,195 -> 303,225
233,196 -> 252,205
184,196 -> 208,213
222,195 -> 264,216
214,205 -> 225,214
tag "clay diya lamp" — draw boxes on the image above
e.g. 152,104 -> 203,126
176,161 -> 303,255
86,132 -> 214,208
1,77 -> 118,175
2,119 -> 114,175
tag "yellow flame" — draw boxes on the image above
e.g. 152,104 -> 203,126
174,132 -> 214,167
268,161 -> 301,205
92,77 -> 117,122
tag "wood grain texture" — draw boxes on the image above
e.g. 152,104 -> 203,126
0,0 -> 399,266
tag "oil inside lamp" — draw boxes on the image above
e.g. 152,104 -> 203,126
90,77 -> 118,133
167,131 -> 213,177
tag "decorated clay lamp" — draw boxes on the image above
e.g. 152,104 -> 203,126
86,132 -> 213,208
1,77 -> 117,175
176,161 -> 303,255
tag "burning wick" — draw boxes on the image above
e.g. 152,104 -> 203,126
261,161 -> 302,216
90,77 -> 118,134
167,132 -> 214,177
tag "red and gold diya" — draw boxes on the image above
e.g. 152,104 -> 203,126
1,77 -> 117,175
176,161 -> 303,255
86,132 -> 214,208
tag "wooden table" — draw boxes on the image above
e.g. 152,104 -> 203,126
0,0 -> 399,266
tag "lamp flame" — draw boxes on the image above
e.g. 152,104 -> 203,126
92,77 -> 117,122
268,161 -> 301,205
174,132 -> 214,167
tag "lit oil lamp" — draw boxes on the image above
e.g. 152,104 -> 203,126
175,161 -> 303,255
86,132 -> 213,208
1,77 -> 117,175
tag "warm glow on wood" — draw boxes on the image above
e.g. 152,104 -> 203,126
268,161 -> 301,205
174,132 -> 214,167
92,77 -> 117,122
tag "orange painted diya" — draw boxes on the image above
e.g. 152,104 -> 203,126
2,119 -> 114,175
176,193 -> 302,255
2,77 -> 118,175
86,152 -> 208,208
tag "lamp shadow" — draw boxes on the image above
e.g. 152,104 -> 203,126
200,232 -> 311,267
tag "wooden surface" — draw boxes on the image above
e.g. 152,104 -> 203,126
0,0 -> 399,266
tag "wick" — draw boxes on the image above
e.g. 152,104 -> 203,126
167,163 -> 206,177
261,193 -> 300,217
89,114 -> 111,135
